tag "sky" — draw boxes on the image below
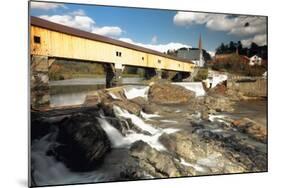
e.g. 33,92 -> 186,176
30,1 -> 267,56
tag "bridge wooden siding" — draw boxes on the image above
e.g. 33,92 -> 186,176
30,17 -> 195,72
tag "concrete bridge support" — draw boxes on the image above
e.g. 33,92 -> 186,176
144,68 -> 164,80
156,69 -> 162,79
104,64 -> 123,88
30,55 -> 51,109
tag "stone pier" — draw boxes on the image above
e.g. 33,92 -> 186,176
155,68 -> 162,79
104,63 -> 123,88
30,55 -> 51,109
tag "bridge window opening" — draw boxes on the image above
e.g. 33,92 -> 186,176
116,51 -> 122,57
158,59 -> 161,64
142,57 -> 144,61
34,36 -> 41,44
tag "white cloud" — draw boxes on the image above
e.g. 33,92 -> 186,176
39,11 -> 123,38
151,35 -> 158,44
39,14 -> 95,31
173,11 -> 267,37
92,26 -> 123,37
70,9 -> 86,16
119,38 -> 191,53
173,12 -> 209,26
241,34 -> 267,47
30,2 -> 65,10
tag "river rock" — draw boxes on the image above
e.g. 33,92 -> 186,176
112,100 -> 142,115
148,83 -> 195,104
231,118 -> 267,143
159,131 -> 206,162
207,81 -> 227,95
98,94 -> 142,116
204,95 -> 235,112
130,140 -> 189,178
130,96 -> 148,107
54,113 -> 111,171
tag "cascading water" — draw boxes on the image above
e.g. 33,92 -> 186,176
173,82 -> 206,97
31,130 -> 109,186
113,106 -> 159,135
140,111 -> 161,120
123,86 -> 149,99
98,112 -> 179,151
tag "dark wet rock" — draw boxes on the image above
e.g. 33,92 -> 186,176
192,121 -> 267,172
119,165 -> 146,180
53,113 -> 111,171
231,118 -> 267,143
160,129 -> 251,174
148,83 -> 195,104
130,140 -> 190,178
31,117 -> 53,141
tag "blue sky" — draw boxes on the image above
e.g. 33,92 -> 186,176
30,1 -> 267,55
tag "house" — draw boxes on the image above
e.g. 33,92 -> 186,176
176,35 -> 206,67
177,48 -> 205,67
249,55 -> 262,66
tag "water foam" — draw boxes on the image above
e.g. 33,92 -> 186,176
173,82 -> 205,97
98,117 -> 178,151
123,86 -> 149,100
113,106 -> 159,135
140,111 -> 161,120
179,158 -> 206,172
31,132 -> 108,186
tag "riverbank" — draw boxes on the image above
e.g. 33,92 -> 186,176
30,81 -> 267,186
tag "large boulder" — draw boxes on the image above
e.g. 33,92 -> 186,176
159,131 -> 206,162
130,140 -> 189,178
148,83 -> 195,104
53,114 -> 111,171
112,100 -> 142,115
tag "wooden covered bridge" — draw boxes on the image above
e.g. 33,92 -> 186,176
30,16 -> 195,108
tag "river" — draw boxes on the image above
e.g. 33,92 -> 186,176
31,78 -> 267,186
50,77 -> 143,107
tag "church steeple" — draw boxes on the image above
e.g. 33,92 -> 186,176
198,34 -> 202,50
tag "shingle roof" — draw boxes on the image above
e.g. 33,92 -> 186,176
177,49 -> 201,60
30,16 -> 193,64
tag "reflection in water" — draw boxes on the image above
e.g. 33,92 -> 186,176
49,78 -> 143,107
50,85 -> 105,107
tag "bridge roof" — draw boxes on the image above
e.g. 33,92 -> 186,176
30,16 -> 194,64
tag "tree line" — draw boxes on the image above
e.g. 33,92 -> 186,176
216,41 -> 267,60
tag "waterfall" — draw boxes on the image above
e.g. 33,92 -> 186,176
97,118 -> 127,148
113,106 -> 159,135
173,82 -> 205,97
31,131 -> 108,186
140,111 -> 161,120
98,117 -> 175,151
123,86 -> 149,100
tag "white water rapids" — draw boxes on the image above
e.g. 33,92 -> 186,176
31,108 -> 180,186
99,106 -> 179,151
172,82 -> 206,97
